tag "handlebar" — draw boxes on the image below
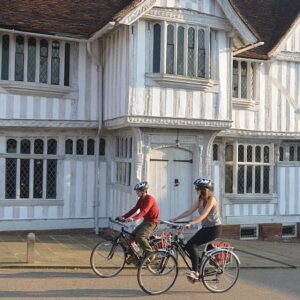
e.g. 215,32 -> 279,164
159,220 -> 188,230
109,217 -> 130,228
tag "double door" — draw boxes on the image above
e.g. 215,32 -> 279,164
149,147 -> 193,221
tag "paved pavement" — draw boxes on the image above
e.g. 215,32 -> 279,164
0,229 -> 299,269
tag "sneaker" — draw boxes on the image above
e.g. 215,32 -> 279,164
186,270 -> 199,281
125,255 -> 136,265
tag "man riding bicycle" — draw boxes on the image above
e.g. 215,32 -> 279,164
116,181 -> 160,264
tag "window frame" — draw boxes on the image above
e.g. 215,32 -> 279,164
232,58 -> 256,109
0,33 -> 72,90
224,142 -> 274,198
148,21 -> 218,91
114,136 -> 133,186
2,137 -> 62,205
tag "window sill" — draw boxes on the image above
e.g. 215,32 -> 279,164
0,81 -> 78,99
145,73 -> 219,92
232,97 -> 256,110
224,194 -> 275,204
0,199 -> 64,206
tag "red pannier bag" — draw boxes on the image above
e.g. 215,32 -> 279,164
211,241 -> 233,266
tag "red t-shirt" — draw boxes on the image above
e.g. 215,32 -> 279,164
122,194 -> 160,223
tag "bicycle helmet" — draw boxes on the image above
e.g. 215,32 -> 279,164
193,178 -> 214,191
134,181 -> 149,191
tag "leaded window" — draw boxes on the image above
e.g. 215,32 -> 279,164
0,33 -> 71,86
5,138 -> 58,200
15,36 -> 24,81
225,143 -> 273,195
152,23 -> 209,78
76,139 -> 84,155
99,138 -> 106,156
232,60 -> 254,99
51,40 -> 60,85
65,139 -> 73,154
39,39 -> 48,83
115,137 -> 132,186
87,139 -> 95,155
27,38 -> 36,82
1,35 -> 9,80
166,25 -> 175,74
278,144 -> 300,161
153,24 -> 161,73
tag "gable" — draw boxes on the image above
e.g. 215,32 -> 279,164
230,0 -> 300,59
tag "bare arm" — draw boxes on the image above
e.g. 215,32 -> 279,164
188,197 -> 216,226
170,199 -> 199,222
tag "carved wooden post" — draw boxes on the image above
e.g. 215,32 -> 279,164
27,232 -> 35,263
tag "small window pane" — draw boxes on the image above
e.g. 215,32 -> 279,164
198,29 -> 205,77
237,165 -> 244,194
213,144 -> 218,161
289,146 -> 295,161
76,139 -> 84,155
34,159 -> 43,198
47,139 -> 57,155
225,144 -> 233,161
34,139 -> 44,154
264,146 -> 269,163
15,36 -> 24,81
87,139 -> 95,155
241,61 -> 247,98
263,166 -> 270,194
247,145 -> 252,162
153,24 -> 161,73
279,146 -> 284,161
7,139 -> 17,153
28,38 -> 36,82
238,145 -> 244,162
177,26 -> 184,75
255,166 -> 261,193
129,137 -> 132,158
51,40 -> 60,85
21,139 -> 31,154
1,35 -> 9,80
65,139 -> 73,154
187,28 -> 195,76
166,25 -> 174,74
39,39 -> 48,83
232,60 -> 238,97
64,43 -> 70,86
225,165 -> 233,193
297,146 -> 300,161
20,159 -> 30,198
255,146 -> 261,162
246,166 -> 252,193
46,159 -> 57,199
99,138 -> 105,156
5,158 -> 17,199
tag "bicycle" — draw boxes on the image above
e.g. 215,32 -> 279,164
137,221 -> 240,295
90,218 -> 168,278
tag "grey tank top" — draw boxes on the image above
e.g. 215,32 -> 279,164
198,199 -> 221,228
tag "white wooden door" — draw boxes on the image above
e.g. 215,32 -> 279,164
149,148 -> 193,221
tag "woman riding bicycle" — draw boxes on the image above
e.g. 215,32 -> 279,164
116,181 -> 160,264
170,177 -> 222,281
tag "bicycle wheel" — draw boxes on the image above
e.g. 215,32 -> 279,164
201,249 -> 239,293
137,250 -> 178,295
90,240 -> 126,278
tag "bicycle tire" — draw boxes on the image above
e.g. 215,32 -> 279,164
201,249 -> 239,293
137,250 -> 178,295
90,240 -> 126,278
